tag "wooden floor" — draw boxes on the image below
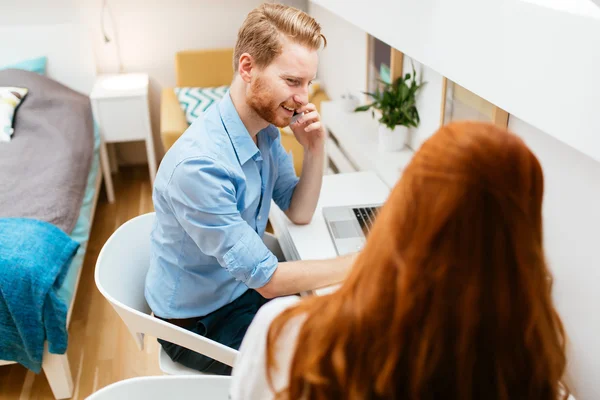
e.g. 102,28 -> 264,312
0,166 -> 163,400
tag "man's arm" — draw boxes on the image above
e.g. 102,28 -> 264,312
170,156 -> 356,297
284,147 -> 324,225
255,252 -> 356,299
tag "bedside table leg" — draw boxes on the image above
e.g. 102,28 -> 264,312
99,140 -> 115,203
108,143 -> 119,174
145,137 -> 157,185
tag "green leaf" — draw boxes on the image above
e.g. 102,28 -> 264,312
354,103 -> 374,112
360,69 -> 426,128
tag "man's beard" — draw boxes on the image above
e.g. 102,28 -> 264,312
246,76 -> 297,128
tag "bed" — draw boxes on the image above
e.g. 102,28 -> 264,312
0,22 -> 102,399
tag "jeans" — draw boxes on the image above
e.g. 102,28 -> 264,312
157,289 -> 269,375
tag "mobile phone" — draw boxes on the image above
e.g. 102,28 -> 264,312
291,111 -> 303,125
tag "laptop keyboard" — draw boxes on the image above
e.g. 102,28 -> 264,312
352,206 -> 381,236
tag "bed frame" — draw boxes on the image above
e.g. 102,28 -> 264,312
0,21 -> 103,399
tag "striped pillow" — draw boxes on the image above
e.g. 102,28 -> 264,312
174,86 -> 229,125
0,87 -> 28,142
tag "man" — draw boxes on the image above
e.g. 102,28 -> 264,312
145,3 -> 355,375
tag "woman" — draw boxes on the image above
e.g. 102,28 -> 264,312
230,122 -> 569,399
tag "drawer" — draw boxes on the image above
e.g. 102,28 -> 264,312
326,137 -> 357,174
93,97 -> 150,142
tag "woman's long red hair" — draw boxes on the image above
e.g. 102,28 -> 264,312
267,122 -> 568,399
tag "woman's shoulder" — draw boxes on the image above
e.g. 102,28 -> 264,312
253,295 -> 302,328
230,296 -> 303,400
240,295 -> 304,351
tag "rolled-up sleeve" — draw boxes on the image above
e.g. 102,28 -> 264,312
166,156 -> 278,288
271,138 -> 300,211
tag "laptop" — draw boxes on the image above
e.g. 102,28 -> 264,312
322,204 -> 383,256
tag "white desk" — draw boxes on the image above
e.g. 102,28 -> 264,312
269,171 -> 391,294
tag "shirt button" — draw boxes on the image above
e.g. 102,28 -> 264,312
257,216 -> 262,220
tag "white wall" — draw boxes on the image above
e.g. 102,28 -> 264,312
509,116 -> 600,400
78,0 -> 280,164
0,0 -> 77,25
76,0 -> 306,164
308,3 -> 444,151
285,0 -> 309,11
308,3 -> 367,102
311,0 -> 600,164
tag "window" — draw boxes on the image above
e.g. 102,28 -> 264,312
366,35 -> 404,94
441,78 -> 508,128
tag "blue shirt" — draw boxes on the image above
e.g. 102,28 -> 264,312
145,92 -> 299,319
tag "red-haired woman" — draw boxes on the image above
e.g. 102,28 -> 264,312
230,121 -> 569,400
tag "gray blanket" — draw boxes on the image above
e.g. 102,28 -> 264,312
0,69 -> 94,234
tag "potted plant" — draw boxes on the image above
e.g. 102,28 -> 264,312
354,65 -> 425,151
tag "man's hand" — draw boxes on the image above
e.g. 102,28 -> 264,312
289,102 -> 325,154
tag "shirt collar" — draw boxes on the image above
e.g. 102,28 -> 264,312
219,90 -> 280,165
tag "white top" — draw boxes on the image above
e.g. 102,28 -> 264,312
230,296 -> 303,400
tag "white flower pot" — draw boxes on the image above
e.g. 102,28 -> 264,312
341,96 -> 359,112
378,124 -> 408,152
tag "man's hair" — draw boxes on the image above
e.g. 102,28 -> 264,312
233,3 -> 327,72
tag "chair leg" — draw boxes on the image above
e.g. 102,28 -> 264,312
41,345 -> 73,400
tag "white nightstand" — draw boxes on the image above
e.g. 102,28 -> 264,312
90,73 -> 157,203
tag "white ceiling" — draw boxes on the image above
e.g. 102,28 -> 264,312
519,0 -> 600,19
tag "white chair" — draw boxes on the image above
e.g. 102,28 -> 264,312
85,375 -> 231,400
94,212 -> 238,375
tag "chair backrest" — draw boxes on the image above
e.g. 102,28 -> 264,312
94,212 -> 238,367
175,48 -> 234,87
86,375 -> 231,400
95,212 -> 155,314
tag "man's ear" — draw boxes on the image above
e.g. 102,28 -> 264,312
238,53 -> 254,84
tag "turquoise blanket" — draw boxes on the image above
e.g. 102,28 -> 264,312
0,218 -> 79,373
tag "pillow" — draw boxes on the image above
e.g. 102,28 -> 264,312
0,87 -> 28,142
174,85 -> 229,125
1,56 -> 47,75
